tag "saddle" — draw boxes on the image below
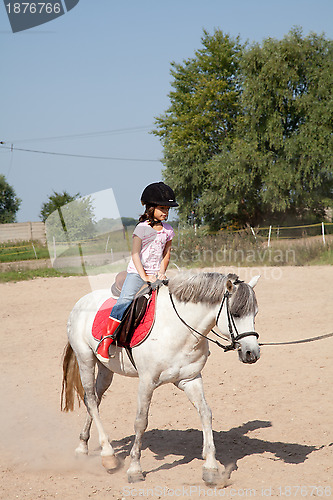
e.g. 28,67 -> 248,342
110,271 -> 155,343
92,274 -> 167,353
113,275 -> 167,347
111,270 -> 127,297
115,285 -> 153,347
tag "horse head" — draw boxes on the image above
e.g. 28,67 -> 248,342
218,274 -> 261,364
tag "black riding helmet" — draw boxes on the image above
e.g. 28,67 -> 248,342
141,182 -> 179,207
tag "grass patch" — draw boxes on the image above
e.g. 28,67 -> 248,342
0,240 -> 50,262
171,227 -> 333,268
305,245 -> 333,265
0,267 -> 76,283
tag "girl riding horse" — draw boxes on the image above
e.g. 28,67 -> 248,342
97,181 -> 178,362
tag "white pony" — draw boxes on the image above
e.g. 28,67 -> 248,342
62,271 -> 260,484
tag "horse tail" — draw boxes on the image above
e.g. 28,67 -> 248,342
61,342 -> 85,412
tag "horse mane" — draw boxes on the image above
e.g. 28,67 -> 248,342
168,271 -> 257,316
168,272 -> 236,304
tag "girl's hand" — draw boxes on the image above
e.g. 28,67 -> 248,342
157,272 -> 166,280
144,274 -> 157,283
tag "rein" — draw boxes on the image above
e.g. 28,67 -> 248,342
169,290 -> 259,352
259,332 -> 333,346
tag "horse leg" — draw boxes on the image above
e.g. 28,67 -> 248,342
75,413 -> 92,457
78,356 -> 118,471
75,364 -> 114,458
127,380 -> 154,483
175,375 -> 220,485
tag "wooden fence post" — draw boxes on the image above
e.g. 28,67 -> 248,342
268,226 -> 272,247
322,222 -> 326,246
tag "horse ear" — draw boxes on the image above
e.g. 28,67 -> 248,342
226,279 -> 234,293
248,275 -> 260,288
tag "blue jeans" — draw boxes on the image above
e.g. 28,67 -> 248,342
110,273 -> 146,321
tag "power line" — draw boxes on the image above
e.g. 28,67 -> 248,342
8,125 -> 153,144
0,144 -> 161,163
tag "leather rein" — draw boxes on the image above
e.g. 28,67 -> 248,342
169,283 -> 259,352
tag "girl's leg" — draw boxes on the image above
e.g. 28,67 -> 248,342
96,273 -> 145,362
110,273 -> 146,320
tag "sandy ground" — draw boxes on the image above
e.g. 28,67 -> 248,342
0,266 -> 332,500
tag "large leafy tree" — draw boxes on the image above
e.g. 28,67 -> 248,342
0,175 -> 21,223
201,28 -> 333,228
153,29 -> 244,222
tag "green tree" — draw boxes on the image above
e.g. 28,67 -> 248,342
153,29 -> 244,223
0,175 -> 21,223
201,28 -> 333,228
40,190 -> 80,222
42,191 -> 96,241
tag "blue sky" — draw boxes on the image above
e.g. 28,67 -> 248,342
1,0 -> 333,222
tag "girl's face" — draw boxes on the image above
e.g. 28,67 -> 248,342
154,205 -> 170,221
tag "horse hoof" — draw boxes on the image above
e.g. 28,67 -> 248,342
202,467 -> 220,486
75,445 -> 88,457
102,455 -> 119,472
127,471 -> 145,483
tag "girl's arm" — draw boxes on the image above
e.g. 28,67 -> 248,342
131,235 -> 155,282
157,240 -> 172,280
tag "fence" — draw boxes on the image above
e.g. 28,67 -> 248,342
252,222 -> 333,246
0,221 -> 46,243
0,221 -> 332,269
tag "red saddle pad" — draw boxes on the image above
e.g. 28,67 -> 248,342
92,291 -> 157,348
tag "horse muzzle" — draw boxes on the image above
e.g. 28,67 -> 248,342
236,332 -> 261,364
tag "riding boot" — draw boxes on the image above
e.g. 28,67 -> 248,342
96,317 -> 121,362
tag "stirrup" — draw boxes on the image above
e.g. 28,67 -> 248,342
96,335 -> 118,360
109,338 -> 118,359
95,333 -> 116,351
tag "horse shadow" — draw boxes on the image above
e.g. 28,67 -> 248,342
111,420 -> 320,476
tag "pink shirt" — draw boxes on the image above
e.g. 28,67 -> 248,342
127,221 -> 174,275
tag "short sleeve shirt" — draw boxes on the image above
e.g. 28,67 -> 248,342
127,221 -> 174,275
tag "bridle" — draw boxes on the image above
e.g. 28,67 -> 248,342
215,286 -> 259,351
169,280 -> 259,352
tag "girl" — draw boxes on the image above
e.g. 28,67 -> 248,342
97,181 -> 178,362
